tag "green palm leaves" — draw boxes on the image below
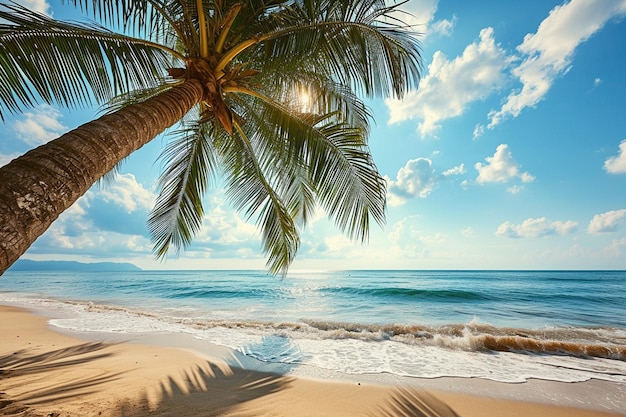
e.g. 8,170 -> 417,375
0,0 -> 422,274
0,3 -> 173,120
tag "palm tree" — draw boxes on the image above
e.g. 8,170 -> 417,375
0,0 -> 422,275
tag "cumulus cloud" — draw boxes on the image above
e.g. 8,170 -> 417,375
442,164 -> 465,176
13,105 -> 67,146
488,0 -> 626,129
496,217 -> 578,238
29,191 -> 153,258
386,158 -> 464,206
474,144 -> 535,187
14,0 -> 51,15
99,173 -> 155,213
604,139 -> 626,174
386,27 -> 510,136
588,209 -> 626,234
394,0 -> 455,38
195,204 -> 259,247
430,16 -> 456,36
29,186 -> 263,261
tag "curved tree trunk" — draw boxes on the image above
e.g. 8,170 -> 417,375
0,80 -> 204,275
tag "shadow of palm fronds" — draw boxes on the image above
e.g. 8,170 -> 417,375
0,341 -> 121,415
372,388 -> 460,417
116,358 -> 293,416
0,341 -> 113,378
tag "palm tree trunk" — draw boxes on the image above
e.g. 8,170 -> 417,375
0,79 -> 204,275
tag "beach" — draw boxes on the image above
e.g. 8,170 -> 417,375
1,305 -> 625,417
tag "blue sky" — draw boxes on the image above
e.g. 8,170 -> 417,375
2,0 -> 626,270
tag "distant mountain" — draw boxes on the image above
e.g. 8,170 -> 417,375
8,259 -> 142,272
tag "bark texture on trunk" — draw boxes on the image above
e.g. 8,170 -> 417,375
0,80 -> 204,275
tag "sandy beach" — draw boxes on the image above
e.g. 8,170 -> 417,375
1,305 -> 624,417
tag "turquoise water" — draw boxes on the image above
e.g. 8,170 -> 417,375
1,270 -> 625,383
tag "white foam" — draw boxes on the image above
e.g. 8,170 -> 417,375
3,293 -> 626,384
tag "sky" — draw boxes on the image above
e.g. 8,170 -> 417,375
1,0 -> 626,271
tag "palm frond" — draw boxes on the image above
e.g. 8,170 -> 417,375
238,0 -> 422,99
0,3 -> 176,119
65,0 -> 172,40
231,90 -> 385,243
309,115 -> 386,241
220,119 -> 299,275
149,119 -> 219,259
103,81 -> 182,114
227,92 -> 317,228
253,71 -> 373,136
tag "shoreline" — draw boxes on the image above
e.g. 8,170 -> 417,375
1,304 -> 625,416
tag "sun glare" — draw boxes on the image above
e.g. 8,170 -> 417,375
299,86 -> 311,113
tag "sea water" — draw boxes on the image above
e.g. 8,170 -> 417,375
1,270 -> 625,384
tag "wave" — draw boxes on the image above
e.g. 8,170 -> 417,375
299,320 -> 626,361
320,287 -> 492,301
164,288 -> 275,299
74,300 -> 626,362
7,296 -> 626,363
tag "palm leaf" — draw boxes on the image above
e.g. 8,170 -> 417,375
310,116 -> 386,241
219,119 -> 299,275
149,119 -> 219,258
227,93 -> 317,228
0,3 -> 176,119
231,90 -> 385,243
237,0 -> 422,99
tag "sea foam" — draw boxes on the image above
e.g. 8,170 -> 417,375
3,293 -> 625,384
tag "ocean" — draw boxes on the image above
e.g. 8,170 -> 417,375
1,269 -> 625,384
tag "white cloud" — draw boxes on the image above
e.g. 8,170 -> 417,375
99,173 -> 155,212
604,139 -> 626,174
394,0 -> 455,38
386,158 -> 436,205
472,124 -> 486,140
605,237 -> 626,257
430,16 -> 456,37
496,217 -> 578,238
195,204 -> 259,246
14,0 -> 51,15
386,158 -> 463,206
29,191 -> 153,256
322,234 -> 354,253
475,144 -> 535,185
506,185 -> 524,194
442,164 -> 465,176
488,0 -> 626,128
30,187 -> 261,260
386,27 -> 510,136
0,152 -> 21,168
388,216 -> 427,254
588,209 -> 626,234
13,104 -> 67,146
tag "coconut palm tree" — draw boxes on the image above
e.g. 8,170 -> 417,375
0,0 -> 422,275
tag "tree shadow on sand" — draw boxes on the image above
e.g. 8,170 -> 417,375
1,339 -> 461,417
115,360 -> 293,416
114,335 -> 300,416
0,342 -> 122,415
371,388 -> 461,417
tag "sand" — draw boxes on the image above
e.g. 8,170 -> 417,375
1,305 -> 624,417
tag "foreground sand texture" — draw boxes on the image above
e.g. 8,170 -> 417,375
1,305 -> 624,417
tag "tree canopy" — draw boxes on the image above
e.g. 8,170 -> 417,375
0,0 -> 422,274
